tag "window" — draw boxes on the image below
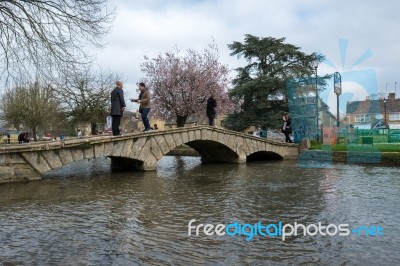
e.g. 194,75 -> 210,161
355,114 -> 370,122
389,113 -> 400,121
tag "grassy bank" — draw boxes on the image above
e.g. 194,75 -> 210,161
306,141 -> 400,164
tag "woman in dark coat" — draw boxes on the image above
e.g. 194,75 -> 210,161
283,114 -> 293,143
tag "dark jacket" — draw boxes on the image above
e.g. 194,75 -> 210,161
110,87 -> 126,116
206,97 -> 217,116
284,117 -> 292,134
138,89 -> 151,109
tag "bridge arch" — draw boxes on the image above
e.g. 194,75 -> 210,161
185,140 -> 240,163
247,151 -> 283,161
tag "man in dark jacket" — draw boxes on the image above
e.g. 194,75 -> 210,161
110,81 -> 126,136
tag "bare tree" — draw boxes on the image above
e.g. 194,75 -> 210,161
0,0 -> 114,84
0,80 -> 60,141
55,66 -> 121,135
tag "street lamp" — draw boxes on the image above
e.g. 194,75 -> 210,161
383,98 -> 387,128
312,58 -> 319,141
334,72 -> 342,128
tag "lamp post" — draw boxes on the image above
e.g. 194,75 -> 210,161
383,98 -> 387,128
312,59 -> 319,141
334,72 -> 342,128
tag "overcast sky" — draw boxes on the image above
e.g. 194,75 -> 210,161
95,0 -> 400,114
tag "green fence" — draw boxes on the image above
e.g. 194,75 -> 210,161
337,128 -> 400,144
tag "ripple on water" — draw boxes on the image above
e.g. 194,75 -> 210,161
0,157 -> 399,265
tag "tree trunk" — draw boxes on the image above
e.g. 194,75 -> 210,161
32,127 -> 38,142
91,122 -> 97,135
176,115 -> 188,128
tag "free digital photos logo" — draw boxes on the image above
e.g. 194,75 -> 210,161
188,218 -> 384,241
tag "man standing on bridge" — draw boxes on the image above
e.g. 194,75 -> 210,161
131,82 -> 151,131
206,95 -> 217,126
110,81 -> 126,136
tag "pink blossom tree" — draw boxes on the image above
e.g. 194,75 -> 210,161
140,44 -> 233,127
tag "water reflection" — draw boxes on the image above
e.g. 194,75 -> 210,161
0,156 -> 399,265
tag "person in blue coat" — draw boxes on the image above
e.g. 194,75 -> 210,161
110,81 -> 126,136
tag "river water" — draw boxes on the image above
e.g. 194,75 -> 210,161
0,156 -> 399,265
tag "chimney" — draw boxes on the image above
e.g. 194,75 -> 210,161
388,93 -> 395,100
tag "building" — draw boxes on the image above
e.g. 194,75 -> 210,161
346,93 -> 400,129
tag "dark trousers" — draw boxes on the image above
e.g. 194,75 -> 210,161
285,132 -> 292,143
112,115 -> 121,136
140,108 -> 151,130
208,114 -> 215,126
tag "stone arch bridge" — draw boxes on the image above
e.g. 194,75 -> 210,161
0,126 -> 298,183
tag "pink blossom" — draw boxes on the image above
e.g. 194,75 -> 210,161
141,44 -> 234,124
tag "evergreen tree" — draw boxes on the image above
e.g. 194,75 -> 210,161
224,34 -> 326,131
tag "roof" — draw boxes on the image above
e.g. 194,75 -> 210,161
346,98 -> 400,114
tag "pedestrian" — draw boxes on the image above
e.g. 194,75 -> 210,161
206,95 -> 217,126
6,132 -> 10,144
77,129 -> 82,138
18,132 -> 24,144
153,124 -> 158,130
110,81 -> 126,136
283,114 -> 293,143
25,132 -> 30,143
131,82 -> 151,131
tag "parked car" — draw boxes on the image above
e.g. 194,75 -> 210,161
252,130 -> 294,142
252,130 -> 266,138
388,131 -> 400,143
41,133 -> 52,141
